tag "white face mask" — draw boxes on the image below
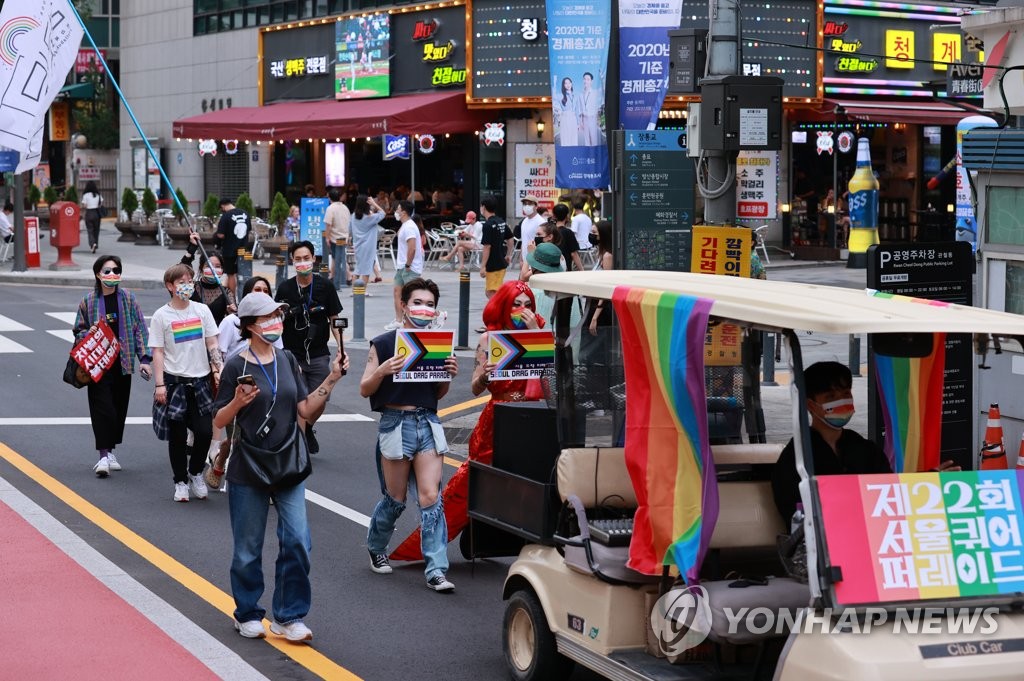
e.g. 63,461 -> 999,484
523,204 -> 535,216
394,211 -> 402,221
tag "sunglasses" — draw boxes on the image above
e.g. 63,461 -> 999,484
101,267 -> 122,275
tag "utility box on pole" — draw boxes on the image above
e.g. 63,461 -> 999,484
667,29 -> 708,94
699,76 -> 784,151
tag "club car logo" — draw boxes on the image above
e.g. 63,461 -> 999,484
650,586 -> 712,655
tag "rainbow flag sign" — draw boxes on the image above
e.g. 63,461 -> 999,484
818,471 -> 1024,605
393,329 -> 454,382
612,286 -> 718,583
487,330 -> 555,380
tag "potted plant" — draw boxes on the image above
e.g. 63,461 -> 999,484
236,191 -> 255,218
63,185 -> 79,205
115,188 -> 138,242
165,187 -> 192,249
261,191 -> 291,262
28,184 -> 41,212
132,187 -> 160,245
40,185 -> 58,231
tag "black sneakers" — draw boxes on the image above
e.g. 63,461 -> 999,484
369,551 -> 393,574
426,575 -> 455,592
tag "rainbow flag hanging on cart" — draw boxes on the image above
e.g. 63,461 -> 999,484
612,286 -> 718,583
873,333 -> 946,473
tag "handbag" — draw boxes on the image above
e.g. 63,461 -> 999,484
62,355 -> 91,388
234,424 -> 312,489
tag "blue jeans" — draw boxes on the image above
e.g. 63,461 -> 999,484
229,481 -> 312,624
331,242 -> 348,289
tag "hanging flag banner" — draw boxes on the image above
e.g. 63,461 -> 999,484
618,0 -> 682,131
547,0 -> 610,189
0,0 -> 84,173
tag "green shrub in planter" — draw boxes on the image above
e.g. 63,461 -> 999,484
121,188 -> 139,222
141,187 -> 157,220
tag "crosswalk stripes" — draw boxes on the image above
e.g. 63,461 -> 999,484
0,314 -> 32,332
0,311 -> 76,352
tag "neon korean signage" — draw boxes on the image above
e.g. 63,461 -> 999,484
410,16 -> 466,87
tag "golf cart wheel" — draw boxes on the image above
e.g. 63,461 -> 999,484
503,589 -> 574,681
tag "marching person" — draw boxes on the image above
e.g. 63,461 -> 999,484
387,200 -> 424,331
215,197 -> 251,298
150,263 -> 223,502
73,255 -> 151,477
275,240 -> 344,454
361,278 -> 459,592
213,292 -> 350,642
182,232 -> 236,326
81,181 -> 104,254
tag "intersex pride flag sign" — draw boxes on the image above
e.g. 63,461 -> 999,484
488,329 -> 555,380
71,319 -> 120,382
393,329 -> 454,382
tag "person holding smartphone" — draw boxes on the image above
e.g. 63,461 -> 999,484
213,292 -> 350,641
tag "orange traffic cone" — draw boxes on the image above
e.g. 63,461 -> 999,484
981,403 -> 1008,470
1016,432 -> 1024,470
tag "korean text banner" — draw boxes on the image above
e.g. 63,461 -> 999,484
690,226 -> 751,278
394,330 -> 454,382
546,0 -> 610,188
488,330 -> 555,380
818,471 -> 1024,605
618,0 -> 682,131
300,197 -> 330,257
0,0 -> 83,173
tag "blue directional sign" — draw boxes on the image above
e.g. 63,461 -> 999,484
0,150 -> 18,172
619,130 -> 695,271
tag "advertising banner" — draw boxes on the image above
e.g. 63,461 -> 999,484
819,471 -> 1024,604
383,134 -> 410,161
690,225 -> 751,277
262,24 -> 335,103
300,197 -> 329,257
391,6 -> 466,94
618,0 -> 682,131
394,330 -> 455,382
514,143 -> 558,212
736,151 -> 778,221
546,0 -> 611,188
488,330 -> 555,380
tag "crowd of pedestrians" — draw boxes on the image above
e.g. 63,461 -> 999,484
68,190 -> 616,642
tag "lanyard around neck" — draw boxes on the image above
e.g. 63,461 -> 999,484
250,346 -> 278,399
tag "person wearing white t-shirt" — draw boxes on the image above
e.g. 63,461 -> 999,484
387,200 -> 425,330
440,210 -> 483,270
0,202 -> 13,243
150,263 -> 222,503
571,197 -> 594,255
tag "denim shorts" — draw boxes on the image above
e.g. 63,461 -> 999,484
377,408 -> 448,461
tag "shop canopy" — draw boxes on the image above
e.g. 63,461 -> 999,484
791,98 -> 987,127
171,91 -> 490,142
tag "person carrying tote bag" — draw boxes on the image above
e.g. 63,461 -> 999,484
212,292 -> 349,642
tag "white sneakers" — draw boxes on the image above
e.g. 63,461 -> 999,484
270,620 -> 313,642
235,619 -> 267,639
93,457 -> 110,478
188,473 -> 209,500
173,482 -> 189,502
107,453 -> 122,471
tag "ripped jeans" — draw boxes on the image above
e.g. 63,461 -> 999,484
367,409 -> 450,579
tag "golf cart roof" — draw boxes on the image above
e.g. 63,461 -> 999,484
531,270 -> 1024,336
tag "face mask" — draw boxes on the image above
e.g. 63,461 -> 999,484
818,398 -> 855,429
257,317 -> 284,343
588,233 -> 599,246
100,273 -> 121,287
534,235 -> 544,246
523,205 -> 535,216
510,306 -> 529,329
295,261 -> 314,275
202,273 -> 220,285
406,304 -> 436,328
175,282 -> 194,301
394,211 -> 402,221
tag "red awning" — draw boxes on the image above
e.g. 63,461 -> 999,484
790,98 -> 985,126
171,91 -> 489,141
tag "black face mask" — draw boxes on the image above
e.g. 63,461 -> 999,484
588,233 -> 599,246
534,235 -> 544,246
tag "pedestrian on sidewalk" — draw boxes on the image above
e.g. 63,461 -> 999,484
386,200 -> 424,331
324,187 -> 352,290
81,181 -> 104,254
213,292 -> 349,642
215,197 -> 251,299
274,240 -> 344,454
150,263 -> 223,502
390,280 -> 543,562
361,278 -> 459,592
478,195 -> 513,300
350,194 -> 386,290
74,255 -> 152,478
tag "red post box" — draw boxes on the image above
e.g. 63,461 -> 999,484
23,215 -> 40,268
49,201 -> 80,270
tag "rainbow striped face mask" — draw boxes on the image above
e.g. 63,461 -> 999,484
406,304 -> 437,328
819,398 -> 855,429
509,306 -> 528,329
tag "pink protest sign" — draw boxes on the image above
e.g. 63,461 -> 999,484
71,319 -> 120,382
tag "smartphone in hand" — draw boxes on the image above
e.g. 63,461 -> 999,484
237,375 -> 256,387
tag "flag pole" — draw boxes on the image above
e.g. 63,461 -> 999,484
65,0 -> 227,292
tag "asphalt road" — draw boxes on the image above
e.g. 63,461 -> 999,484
0,282 -> 581,681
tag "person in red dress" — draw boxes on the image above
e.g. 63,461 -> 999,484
390,280 -> 545,561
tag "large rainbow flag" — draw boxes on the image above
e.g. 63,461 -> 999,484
612,286 -> 718,583
873,333 -> 946,473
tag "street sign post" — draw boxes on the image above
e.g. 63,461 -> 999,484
615,129 -> 694,271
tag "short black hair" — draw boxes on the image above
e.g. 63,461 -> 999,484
242,276 -> 272,298
328,188 -> 341,202
92,254 -> 122,294
3,202 -> 12,212
238,316 -> 258,340
397,199 -> 414,217
289,240 -> 316,260
401,277 -> 440,305
219,197 -> 233,206
804,361 -> 852,400
480,195 -> 498,214
552,203 -> 570,221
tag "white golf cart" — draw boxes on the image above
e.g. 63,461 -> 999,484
466,270 -> 1024,681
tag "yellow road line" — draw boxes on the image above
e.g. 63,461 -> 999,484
0,443 -> 361,681
437,395 -> 489,418
443,456 -> 464,468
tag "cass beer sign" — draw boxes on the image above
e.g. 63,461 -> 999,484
383,134 -> 410,160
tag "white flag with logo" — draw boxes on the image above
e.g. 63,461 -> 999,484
0,1 -> 83,173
